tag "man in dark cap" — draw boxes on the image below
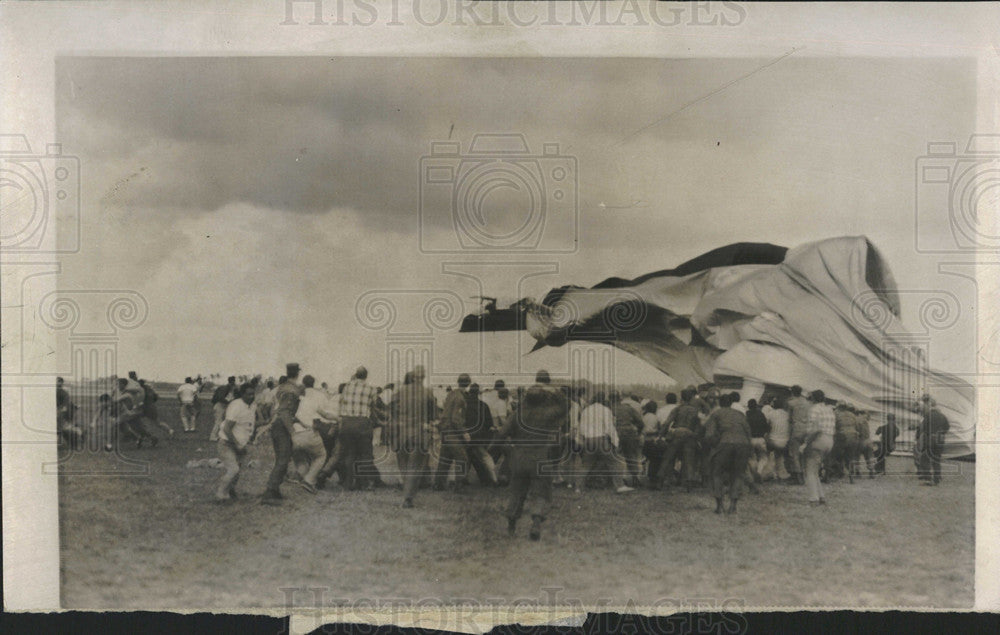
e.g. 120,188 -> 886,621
434,373 -> 471,490
499,369 -> 567,540
261,363 -> 305,505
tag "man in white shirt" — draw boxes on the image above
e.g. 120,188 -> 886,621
291,375 -> 337,493
656,392 -> 679,428
577,393 -> 633,494
215,383 -> 259,502
176,377 -> 199,433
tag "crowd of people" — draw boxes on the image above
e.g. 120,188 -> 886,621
56,364 -> 952,540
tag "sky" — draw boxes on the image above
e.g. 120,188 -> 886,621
52,56 -> 980,387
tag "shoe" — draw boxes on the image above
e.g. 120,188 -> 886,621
402,498 -> 414,508
615,486 -> 635,494
714,498 -> 724,514
920,481 -> 933,486
809,500 -> 821,507
135,438 -> 143,449
149,437 -> 159,448
727,500 -> 738,514
507,518 -> 517,536
260,493 -> 283,506
229,488 -> 238,499
298,481 -> 317,494
869,471 -> 875,479
529,517 -> 542,541
214,497 -> 232,505
819,498 -> 827,505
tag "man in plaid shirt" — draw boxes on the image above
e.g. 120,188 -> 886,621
802,389 -> 836,506
335,366 -> 378,490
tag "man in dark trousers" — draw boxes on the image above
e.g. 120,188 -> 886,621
463,383 -> 498,486
336,366 -> 378,491
499,370 -> 567,541
917,395 -> 950,485
874,413 -> 899,475
261,363 -> 305,505
434,373 -> 470,490
389,365 -> 438,508
703,393 -> 752,514
655,388 -> 702,491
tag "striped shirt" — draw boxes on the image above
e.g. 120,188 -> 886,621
805,403 -> 836,451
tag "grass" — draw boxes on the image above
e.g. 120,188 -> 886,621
59,399 -> 974,610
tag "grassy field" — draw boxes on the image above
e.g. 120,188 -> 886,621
59,399 -> 974,610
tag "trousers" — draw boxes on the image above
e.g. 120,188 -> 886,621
335,417 -> 376,489
264,424 -> 293,495
710,443 -> 751,500
804,447 -> 828,502
398,443 -> 431,501
506,448 -> 554,521
292,428 -> 326,485
657,431 -> 699,486
216,440 -> 247,499
579,436 -> 626,490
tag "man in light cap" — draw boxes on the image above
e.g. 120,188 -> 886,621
261,363 -> 305,505
333,365 -> 379,490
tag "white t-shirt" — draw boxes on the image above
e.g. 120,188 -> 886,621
480,390 -> 510,426
295,387 -> 337,430
578,403 -> 618,446
223,399 -> 256,447
656,404 -> 677,425
642,412 -> 660,436
177,383 -> 198,404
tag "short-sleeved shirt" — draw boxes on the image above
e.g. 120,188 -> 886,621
177,383 -> 198,404
223,399 -> 256,447
339,379 -> 376,418
579,403 -> 618,446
